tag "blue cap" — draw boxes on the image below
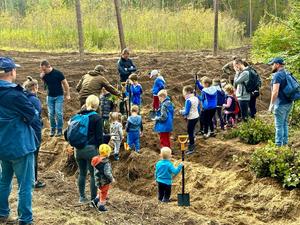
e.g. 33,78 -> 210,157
0,57 -> 21,73
268,57 -> 285,65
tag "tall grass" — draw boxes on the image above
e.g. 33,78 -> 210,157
0,2 -> 245,52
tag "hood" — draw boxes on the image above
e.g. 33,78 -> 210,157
0,80 -> 17,88
157,76 -> 165,83
128,115 -> 142,125
24,91 -> 37,98
203,86 -> 217,95
79,109 -> 97,115
87,70 -> 103,77
91,156 -> 106,167
214,85 -> 222,92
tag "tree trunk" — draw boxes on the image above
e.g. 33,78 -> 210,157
75,0 -> 84,60
249,0 -> 253,37
114,0 -> 126,51
274,0 -> 278,17
213,0 -> 219,56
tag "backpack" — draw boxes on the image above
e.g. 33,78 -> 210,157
217,89 -> 226,106
244,67 -> 261,93
282,71 -> 300,101
66,111 -> 97,149
233,96 -> 240,115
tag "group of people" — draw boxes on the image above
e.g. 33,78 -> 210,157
0,48 -> 293,223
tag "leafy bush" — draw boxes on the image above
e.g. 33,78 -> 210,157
225,118 -> 274,145
250,141 -> 300,188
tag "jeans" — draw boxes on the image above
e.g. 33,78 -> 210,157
47,95 -> 64,131
127,131 -> 140,152
213,107 -> 225,129
249,94 -> 258,118
0,153 -> 34,224
238,100 -> 249,121
75,145 -> 98,200
187,118 -> 198,146
157,182 -> 171,202
274,103 -> 292,146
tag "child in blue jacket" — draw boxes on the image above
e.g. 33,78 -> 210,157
126,105 -> 143,153
128,74 -> 143,109
155,147 -> 183,203
196,77 -> 218,139
150,70 -> 165,111
212,79 -> 225,130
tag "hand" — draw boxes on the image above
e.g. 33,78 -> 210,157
65,95 -> 71,100
40,73 -> 45,79
130,66 -> 134,69
140,132 -> 143,137
124,68 -> 128,71
112,178 -> 116,183
180,162 -> 185,167
268,104 -> 274,113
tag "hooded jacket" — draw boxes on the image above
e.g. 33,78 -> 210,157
196,81 -> 218,110
180,94 -> 200,120
100,93 -> 114,120
152,76 -> 165,96
234,68 -> 251,101
126,115 -> 143,132
91,156 -> 113,187
129,83 -> 143,105
155,159 -> 183,185
117,58 -> 137,82
154,97 -> 174,133
76,71 -> 120,105
0,80 -> 36,160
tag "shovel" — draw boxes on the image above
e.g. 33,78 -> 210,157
177,135 -> 190,207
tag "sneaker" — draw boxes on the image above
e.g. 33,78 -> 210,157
162,198 -> 170,203
210,132 -> 216,137
0,216 -> 17,224
203,133 -> 210,139
79,197 -> 90,204
50,129 -> 56,137
98,205 -> 108,212
56,130 -> 63,137
34,181 -> 46,189
114,154 -> 119,161
91,198 -> 99,209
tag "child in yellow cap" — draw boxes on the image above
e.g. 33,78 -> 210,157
91,144 -> 115,212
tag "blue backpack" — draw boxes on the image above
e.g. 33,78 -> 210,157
66,111 -> 97,149
282,71 -> 300,101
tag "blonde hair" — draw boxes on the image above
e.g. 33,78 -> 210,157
99,144 -> 112,157
202,77 -> 212,85
129,73 -> 138,82
122,48 -> 130,55
85,95 -> 99,111
23,76 -> 38,91
161,147 -> 172,159
157,89 -> 167,98
183,85 -> 194,95
224,84 -> 235,95
109,112 -> 122,123
221,79 -> 228,84
131,105 -> 139,113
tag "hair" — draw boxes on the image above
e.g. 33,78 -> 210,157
183,85 -> 194,95
23,76 -> 38,91
202,77 -> 212,85
131,105 -> 139,113
40,60 -> 50,67
109,112 -> 122,123
129,73 -> 138,82
157,89 -> 167,98
122,48 -> 130,55
221,79 -> 228,84
161,147 -> 172,159
99,144 -> 112,157
85,95 -> 100,111
224,84 -> 235,95
234,58 -> 244,65
213,78 -> 220,84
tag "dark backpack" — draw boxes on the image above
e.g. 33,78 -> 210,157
217,89 -> 226,106
66,111 -> 97,149
282,71 -> 300,101
244,67 -> 261,93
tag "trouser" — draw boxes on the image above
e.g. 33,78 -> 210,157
199,111 -> 204,132
75,145 -> 98,200
159,132 -> 171,148
187,118 -> 198,146
274,103 -> 292,146
112,140 -> 122,155
153,96 -> 160,111
203,108 -> 217,134
98,184 -> 110,205
127,131 -> 140,152
157,182 -> 171,201
249,94 -> 258,118
238,100 -> 250,121
213,107 -> 224,129
119,93 -> 127,115
47,95 -> 64,132
0,153 -> 34,224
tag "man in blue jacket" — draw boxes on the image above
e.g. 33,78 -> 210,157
0,57 -> 36,225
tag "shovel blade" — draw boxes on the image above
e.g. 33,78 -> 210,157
177,193 -> 190,206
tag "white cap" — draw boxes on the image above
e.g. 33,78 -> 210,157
150,69 -> 160,78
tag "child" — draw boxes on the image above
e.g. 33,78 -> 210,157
153,89 -> 174,148
91,144 -> 114,212
223,84 -> 238,128
128,73 -> 143,108
213,79 -> 225,130
150,70 -> 166,111
109,112 -> 123,161
180,85 -> 200,154
23,76 -> 46,189
196,77 -> 218,139
126,105 -> 143,153
155,147 -> 183,203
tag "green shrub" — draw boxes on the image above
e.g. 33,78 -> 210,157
250,141 -> 300,188
225,118 -> 274,145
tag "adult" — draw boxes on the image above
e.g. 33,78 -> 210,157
65,95 -> 103,203
76,65 -> 121,107
0,57 -> 36,225
233,58 -> 251,121
222,56 -> 238,85
268,57 -> 293,147
40,60 -> 70,137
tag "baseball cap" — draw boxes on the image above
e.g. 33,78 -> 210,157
149,69 -> 160,78
267,57 -> 285,65
94,65 -> 108,73
0,57 -> 20,73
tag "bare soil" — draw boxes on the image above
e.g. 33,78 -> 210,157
1,48 -> 300,225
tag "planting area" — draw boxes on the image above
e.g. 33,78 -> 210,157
2,49 -> 300,225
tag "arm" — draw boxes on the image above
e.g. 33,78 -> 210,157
14,94 -> 36,125
196,80 -> 204,91
270,83 -> 280,105
180,99 -> 192,117
223,97 -> 233,108
234,71 -> 249,85
222,62 -> 232,74
104,163 -> 114,183
102,77 -> 121,97
156,103 -> 168,122
128,59 -> 137,72
169,163 -> 183,176
76,77 -> 84,92
118,60 -> 130,76
62,79 -> 71,98
118,123 -> 123,139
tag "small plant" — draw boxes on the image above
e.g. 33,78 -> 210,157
250,141 -> 300,188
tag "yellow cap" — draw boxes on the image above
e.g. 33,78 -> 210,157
99,144 -> 112,157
